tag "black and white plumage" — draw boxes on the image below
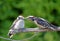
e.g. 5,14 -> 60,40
8,16 -> 25,38
26,16 -> 57,30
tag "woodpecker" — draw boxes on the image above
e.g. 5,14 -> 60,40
8,16 -> 25,38
26,16 -> 57,30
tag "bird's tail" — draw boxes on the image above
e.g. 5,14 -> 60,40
56,27 -> 60,30
8,29 -> 14,38
49,27 -> 56,30
49,26 -> 60,30
49,23 -> 58,30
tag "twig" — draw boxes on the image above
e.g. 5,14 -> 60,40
0,32 -> 39,41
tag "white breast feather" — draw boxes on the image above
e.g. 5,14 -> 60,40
14,20 -> 24,29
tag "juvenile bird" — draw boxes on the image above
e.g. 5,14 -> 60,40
26,16 -> 57,30
8,16 -> 25,38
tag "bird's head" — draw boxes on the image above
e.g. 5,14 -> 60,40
17,16 -> 24,20
26,16 -> 35,21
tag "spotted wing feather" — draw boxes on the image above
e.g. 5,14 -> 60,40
36,18 -> 57,29
10,19 -> 19,29
36,18 -> 50,28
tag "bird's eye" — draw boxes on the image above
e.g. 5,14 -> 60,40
29,17 -> 34,21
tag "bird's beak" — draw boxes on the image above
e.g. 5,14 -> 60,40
24,17 -> 29,20
25,17 -> 29,19
25,17 -> 32,22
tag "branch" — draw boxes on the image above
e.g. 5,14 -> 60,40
16,27 -> 60,33
0,32 -> 39,41
1,27 -> 60,41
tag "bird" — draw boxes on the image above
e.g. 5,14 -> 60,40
8,15 -> 25,38
26,16 -> 57,30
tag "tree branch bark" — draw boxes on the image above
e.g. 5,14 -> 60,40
17,27 -> 60,33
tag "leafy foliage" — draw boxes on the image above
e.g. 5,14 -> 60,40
0,0 -> 60,41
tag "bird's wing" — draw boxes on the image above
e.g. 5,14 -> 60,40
36,18 -> 57,29
48,23 -> 57,29
10,19 -> 18,29
36,18 -> 51,28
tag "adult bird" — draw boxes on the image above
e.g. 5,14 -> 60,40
8,16 -> 25,38
26,16 -> 57,30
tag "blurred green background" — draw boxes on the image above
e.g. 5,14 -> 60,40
0,0 -> 60,41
